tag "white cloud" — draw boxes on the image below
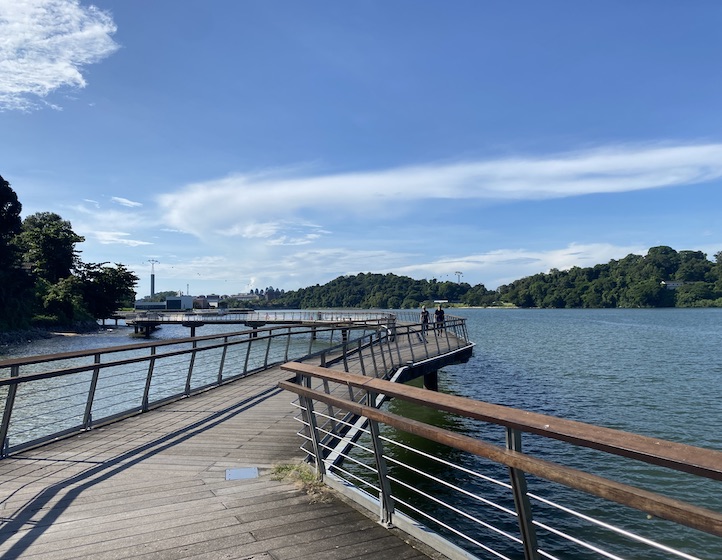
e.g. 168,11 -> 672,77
156,143 -> 722,238
111,196 -> 143,208
94,231 -> 152,247
0,0 -> 119,111
393,243 -> 648,289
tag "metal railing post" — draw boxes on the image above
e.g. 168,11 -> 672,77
507,427 -> 540,560
263,333 -> 272,368
185,339 -> 197,395
369,415 -> 395,527
358,339 -> 367,376
83,353 -> 101,429
243,337 -> 252,373
142,347 -> 156,412
0,365 -> 19,457
300,380 -> 326,476
218,336 -> 228,384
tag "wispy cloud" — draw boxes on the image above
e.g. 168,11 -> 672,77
393,243 -> 648,288
94,231 -> 152,247
157,143 -> 722,238
0,0 -> 119,111
111,196 -> 143,208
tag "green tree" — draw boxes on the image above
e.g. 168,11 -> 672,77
76,262 -> 139,318
0,175 -> 35,331
16,212 -> 84,283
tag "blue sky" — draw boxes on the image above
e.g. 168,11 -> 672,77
2,1 -> 721,299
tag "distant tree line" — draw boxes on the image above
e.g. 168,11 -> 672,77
263,246 -> 722,310
498,246 -> 722,308
0,174 -> 138,332
265,273 -> 497,309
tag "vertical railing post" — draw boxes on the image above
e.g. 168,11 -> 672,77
507,428 -> 540,560
0,365 -> 20,457
218,336 -> 228,385
377,330 -> 389,377
243,337 -> 253,373
185,339 -> 198,395
300,375 -> 326,477
83,353 -> 102,429
358,339 -> 367,376
342,340 -> 350,372
366,390 -> 394,527
263,332 -> 272,368
394,326 -> 403,366
369,334 -> 381,377
142,347 -> 156,412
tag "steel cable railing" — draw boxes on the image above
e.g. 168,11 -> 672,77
1,314 -> 469,457
280,363 -> 722,560
0,320 -> 398,456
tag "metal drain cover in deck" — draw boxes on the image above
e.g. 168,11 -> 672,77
225,467 -> 259,480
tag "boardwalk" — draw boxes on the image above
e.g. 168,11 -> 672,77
0,361 -> 447,559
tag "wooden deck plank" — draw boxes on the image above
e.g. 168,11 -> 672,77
0,362 -> 440,560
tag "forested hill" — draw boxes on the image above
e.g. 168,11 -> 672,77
268,246 -> 722,309
272,272 -> 496,309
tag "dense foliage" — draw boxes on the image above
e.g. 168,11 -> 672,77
266,246 -> 722,310
0,174 -> 139,332
498,247 -> 722,308
268,273 -> 497,309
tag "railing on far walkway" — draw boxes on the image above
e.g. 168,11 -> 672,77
279,362 -> 722,560
0,314 -> 471,459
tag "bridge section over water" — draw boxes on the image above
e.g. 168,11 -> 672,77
123,310 -> 403,337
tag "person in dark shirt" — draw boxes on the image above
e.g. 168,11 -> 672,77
434,305 -> 445,335
420,305 -> 430,340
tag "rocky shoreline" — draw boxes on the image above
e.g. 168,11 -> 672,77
0,321 -> 102,349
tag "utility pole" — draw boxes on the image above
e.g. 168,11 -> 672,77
455,271 -> 463,284
148,259 -> 159,297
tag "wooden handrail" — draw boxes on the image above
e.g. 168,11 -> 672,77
279,377 -> 722,537
281,361 -> 722,482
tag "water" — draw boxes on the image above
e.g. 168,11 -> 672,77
3,309 -> 722,557
384,308 -> 722,559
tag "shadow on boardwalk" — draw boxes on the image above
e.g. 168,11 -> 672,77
0,364 -> 443,560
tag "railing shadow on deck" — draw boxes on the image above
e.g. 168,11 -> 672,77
279,362 -> 722,560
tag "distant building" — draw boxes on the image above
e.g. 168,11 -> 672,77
135,292 -> 260,310
166,295 -> 195,310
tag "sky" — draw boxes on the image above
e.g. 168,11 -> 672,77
2,1 -> 722,299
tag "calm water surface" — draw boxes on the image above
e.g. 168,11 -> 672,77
386,308 -> 722,558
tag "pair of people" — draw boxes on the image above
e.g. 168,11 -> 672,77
420,305 -> 444,340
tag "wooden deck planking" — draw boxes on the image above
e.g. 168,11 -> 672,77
0,358 -> 445,560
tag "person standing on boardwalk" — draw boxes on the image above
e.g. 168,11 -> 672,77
420,305 -> 430,340
434,305 -> 445,335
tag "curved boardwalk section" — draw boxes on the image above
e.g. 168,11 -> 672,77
0,364 -> 441,560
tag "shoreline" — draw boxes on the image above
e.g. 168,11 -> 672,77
0,321 -> 102,349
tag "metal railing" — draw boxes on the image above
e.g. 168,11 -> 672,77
279,363 -> 722,560
0,320 -> 387,457
0,313 -> 471,459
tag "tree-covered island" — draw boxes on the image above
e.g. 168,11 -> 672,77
259,246 -> 722,310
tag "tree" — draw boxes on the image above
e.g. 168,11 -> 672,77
0,174 -> 22,265
16,212 -> 84,283
76,262 -> 139,318
0,175 -> 35,330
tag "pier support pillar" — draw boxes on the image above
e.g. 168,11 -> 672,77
423,370 -> 438,391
